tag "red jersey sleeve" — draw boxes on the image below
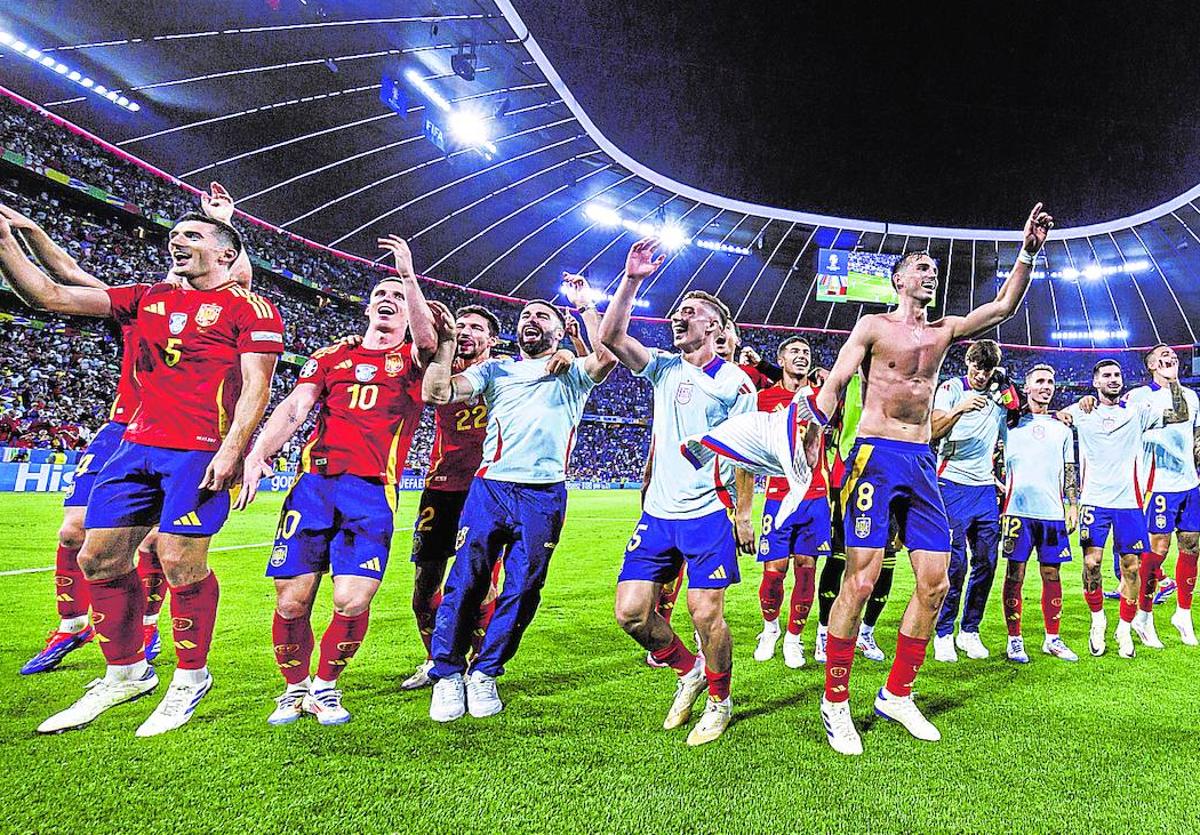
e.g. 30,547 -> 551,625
232,292 -> 286,354
298,345 -> 341,393
106,283 -> 151,326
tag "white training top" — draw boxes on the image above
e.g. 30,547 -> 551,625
462,355 -> 596,484
1003,412 -> 1075,521
933,376 -> 1006,487
1066,400 -> 1162,509
637,349 -> 757,519
1125,383 -> 1200,493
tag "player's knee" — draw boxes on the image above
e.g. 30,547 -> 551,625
276,598 -> 311,620
332,588 -> 374,617
614,601 -> 650,638
57,521 -> 85,550
918,572 -> 951,606
1179,532 -> 1199,552
841,573 -> 876,605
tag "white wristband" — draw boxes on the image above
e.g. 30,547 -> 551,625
1017,249 -> 1036,266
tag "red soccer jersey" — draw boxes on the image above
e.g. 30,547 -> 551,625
296,342 -> 424,484
107,323 -> 141,424
426,390 -> 488,492
107,281 -> 285,451
757,382 -> 827,500
739,362 -> 775,390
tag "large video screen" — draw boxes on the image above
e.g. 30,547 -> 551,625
815,248 -> 901,306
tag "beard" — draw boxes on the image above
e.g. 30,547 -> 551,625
520,330 -> 554,356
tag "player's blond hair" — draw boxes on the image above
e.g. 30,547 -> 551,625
679,290 -> 730,328
1024,363 -> 1055,382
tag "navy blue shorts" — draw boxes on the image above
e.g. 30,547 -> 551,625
85,441 -> 229,536
1146,488 -> 1200,535
1080,505 -> 1147,555
266,473 -> 398,580
63,421 -> 126,508
619,509 -> 739,589
1002,516 -> 1072,564
841,437 -> 951,552
759,497 -> 832,562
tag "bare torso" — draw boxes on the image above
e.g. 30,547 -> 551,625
855,312 -> 957,442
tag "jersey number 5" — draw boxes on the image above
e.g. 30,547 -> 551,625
163,337 -> 183,367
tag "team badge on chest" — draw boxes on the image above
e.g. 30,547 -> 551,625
169,312 -> 188,335
355,363 -> 378,382
385,352 -> 405,376
675,380 -> 694,405
195,303 -> 223,328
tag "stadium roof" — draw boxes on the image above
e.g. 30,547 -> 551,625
2,0 -> 1200,348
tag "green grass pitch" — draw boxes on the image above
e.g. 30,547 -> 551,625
2,490 -> 1199,834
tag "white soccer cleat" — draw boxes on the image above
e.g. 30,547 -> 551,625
686,697 -> 733,746
873,688 -> 941,742
401,660 -> 435,690
37,666 -> 159,734
782,633 -> 806,668
1041,635 -> 1079,662
135,672 -> 213,737
1006,635 -> 1029,663
933,634 -> 958,663
1089,612 -> 1108,656
267,682 -> 310,725
645,651 -> 669,668
753,621 -> 782,662
430,674 -> 466,722
466,670 -> 504,718
1115,622 -> 1136,659
955,631 -> 990,659
1171,608 -> 1197,646
856,627 -> 886,661
1132,612 -> 1165,649
663,662 -> 707,730
304,687 -> 351,725
819,697 -> 863,756
814,625 -> 828,663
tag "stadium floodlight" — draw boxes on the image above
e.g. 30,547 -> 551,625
0,32 -> 142,111
694,238 -> 752,256
1081,265 -> 1102,281
1051,328 -> 1129,341
658,222 -> 689,250
404,68 -> 451,111
446,110 -> 497,157
561,283 -> 650,309
583,203 -> 622,228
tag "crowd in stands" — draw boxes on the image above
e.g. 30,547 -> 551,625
0,94 -> 1184,475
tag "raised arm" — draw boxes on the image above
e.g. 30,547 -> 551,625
815,318 -> 872,420
952,203 -> 1053,339
200,352 -> 277,492
235,380 -> 322,509
562,272 -> 617,383
1162,381 -> 1189,426
0,204 -> 106,288
422,302 -> 480,405
0,215 -> 111,316
598,238 -> 663,373
199,182 -> 252,287
379,235 -> 437,366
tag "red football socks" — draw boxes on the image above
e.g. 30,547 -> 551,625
758,568 -> 786,622
316,610 -> 371,682
824,634 -> 855,703
885,632 -> 929,698
1138,553 -> 1165,613
705,666 -> 731,701
1118,596 -> 1137,624
169,571 -> 220,670
788,562 -> 815,635
656,565 -> 686,624
651,633 -> 698,676
87,569 -> 144,666
472,597 -> 497,657
272,611 -> 315,684
412,588 -> 442,655
1083,587 -> 1105,613
1178,551 -> 1198,609
54,545 -> 88,619
137,549 -> 166,619
1003,576 -> 1024,637
1041,580 -> 1063,634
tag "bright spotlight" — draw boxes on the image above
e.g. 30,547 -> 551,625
0,33 -> 12,46
80,77 -> 93,88
659,223 -> 688,250
584,203 -> 622,228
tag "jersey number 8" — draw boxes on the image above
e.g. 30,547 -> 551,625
855,482 -> 874,512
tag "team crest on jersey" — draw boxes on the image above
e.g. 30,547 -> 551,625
270,546 -> 288,567
169,312 -> 188,335
1156,514 -> 1167,529
675,381 -> 694,405
1080,527 -> 1090,540
355,364 -> 378,382
1102,417 -> 1116,432
300,359 -> 319,379
195,303 -> 222,328
758,539 -> 770,556
456,526 -> 469,551
855,516 -> 871,538
1032,424 -> 1046,440
385,353 -> 405,376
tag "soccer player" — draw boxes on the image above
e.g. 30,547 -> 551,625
999,364 -> 1080,662
1,208 -> 285,736
602,238 -> 757,747
753,336 -> 831,668
236,235 -> 435,725
1061,360 -> 1188,658
929,340 -> 1013,662
685,204 -> 1054,754
0,204 -> 167,675
423,277 -> 615,722
402,302 -> 503,691
1126,344 -> 1200,646
715,321 -> 774,389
